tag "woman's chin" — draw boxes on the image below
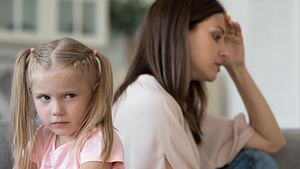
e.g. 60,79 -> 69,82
206,78 -> 216,82
205,73 -> 218,82
191,73 -> 218,82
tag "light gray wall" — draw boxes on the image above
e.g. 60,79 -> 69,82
213,0 -> 300,128
1,0 -> 299,128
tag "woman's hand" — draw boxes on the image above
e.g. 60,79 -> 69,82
223,15 -> 245,70
223,14 -> 286,153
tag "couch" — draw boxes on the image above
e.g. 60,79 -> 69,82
271,129 -> 300,169
0,120 -> 299,169
0,120 -> 12,169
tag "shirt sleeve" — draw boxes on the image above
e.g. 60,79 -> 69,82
113,80 -> 200,169
80,130 -> 124,168
200,112 -> 254,168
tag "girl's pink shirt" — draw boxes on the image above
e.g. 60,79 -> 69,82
32,125 -> 124,169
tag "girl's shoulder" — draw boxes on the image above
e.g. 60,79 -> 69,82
80,128 -> 124,164
81,127 -> 104,145
35,124 -> 54,141
34,124 -> 55,154
82,127 -> 122,148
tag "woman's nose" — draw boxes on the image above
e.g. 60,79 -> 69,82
218,42 -> 228,58
51,101 -> 64,116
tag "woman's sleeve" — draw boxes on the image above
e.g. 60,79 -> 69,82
200,112 -> 254,168
113,88 -> 200,169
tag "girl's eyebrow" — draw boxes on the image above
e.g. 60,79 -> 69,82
31,91 -> 46,95
32,89 -> 77,95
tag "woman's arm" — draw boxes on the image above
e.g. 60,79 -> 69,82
227,65 -> 286,153
224,15 -> 286,153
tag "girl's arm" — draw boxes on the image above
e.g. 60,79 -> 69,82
80,162 -> 112,169
224,15 -> 286,153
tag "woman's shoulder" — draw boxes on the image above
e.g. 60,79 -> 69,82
113,74 -> 184,124
129,74 -> 165,92
117,74 -> 173,104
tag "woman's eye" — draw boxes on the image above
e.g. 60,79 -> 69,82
65,93 -> 76,99
38,95 -> 50,102
213,34 -> 221,41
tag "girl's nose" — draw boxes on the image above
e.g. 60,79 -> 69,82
51,101 -> 64,116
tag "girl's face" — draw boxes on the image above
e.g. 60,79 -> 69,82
31,66 -> 94,143
189,13 -> 227,81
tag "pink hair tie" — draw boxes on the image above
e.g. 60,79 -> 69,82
92,49 -> 101,73
30,48 -> 36,52
92,50 -> 97,56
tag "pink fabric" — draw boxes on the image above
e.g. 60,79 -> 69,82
199,112 -> 254,168
32,125 -> 124,169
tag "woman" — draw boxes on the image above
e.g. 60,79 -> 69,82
113,0 -> 286,168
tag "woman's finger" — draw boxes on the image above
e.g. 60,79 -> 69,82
225,15 -> 242,37
234,22 -> 242,36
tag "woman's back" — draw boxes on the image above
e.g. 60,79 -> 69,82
113,74 -> 254,169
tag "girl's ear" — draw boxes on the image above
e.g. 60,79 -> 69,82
93,82 -> 99,92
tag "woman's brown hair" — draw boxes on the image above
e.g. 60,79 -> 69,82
114,0 -> 225,144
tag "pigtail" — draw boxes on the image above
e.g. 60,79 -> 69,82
10,49 -> 35,169
73,51 -> 114,164
95,53 -> 114,163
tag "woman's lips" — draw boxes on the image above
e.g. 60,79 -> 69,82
216,64 -> 222,72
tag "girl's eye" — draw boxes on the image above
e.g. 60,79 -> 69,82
38,95 -> 50,102
65,93 -> 76,99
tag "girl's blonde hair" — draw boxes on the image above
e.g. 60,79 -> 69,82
10,37 -> 114,169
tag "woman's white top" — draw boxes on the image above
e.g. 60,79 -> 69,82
113,74 -> 254,169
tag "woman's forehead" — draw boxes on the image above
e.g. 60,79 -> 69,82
199,13 -> 226,31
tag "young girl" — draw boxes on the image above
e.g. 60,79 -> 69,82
10,37 -> 124,169
113,0 -> 286,168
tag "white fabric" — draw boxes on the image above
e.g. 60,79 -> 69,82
113,74 -> 254,169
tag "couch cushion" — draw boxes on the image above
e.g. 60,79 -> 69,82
0,120 -> 13,169
272,129 -> 300,169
